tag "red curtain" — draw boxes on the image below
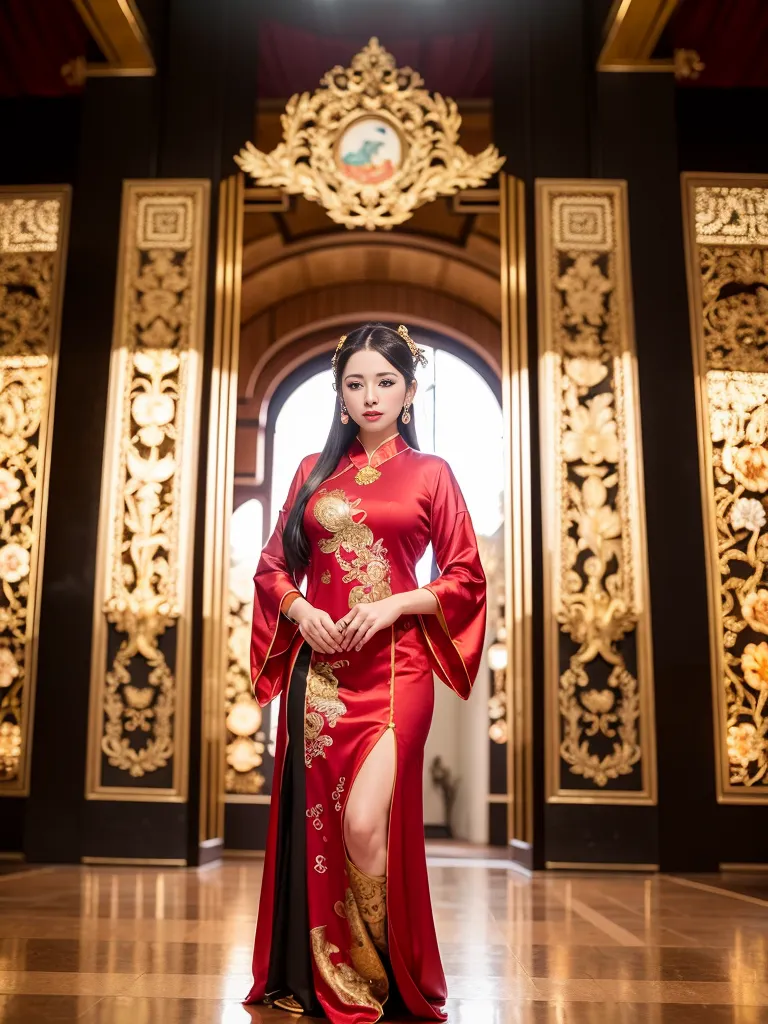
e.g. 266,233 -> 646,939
257,21 -> 492,100
0,0 -> 86,96
670,0 -> 768,87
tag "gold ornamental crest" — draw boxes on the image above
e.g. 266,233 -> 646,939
234,37 -> 505,231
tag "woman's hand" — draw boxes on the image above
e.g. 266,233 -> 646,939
334,595 -> 404,652
291,598 -> 345,655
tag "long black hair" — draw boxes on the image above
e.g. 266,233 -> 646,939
282,322 -> 422,578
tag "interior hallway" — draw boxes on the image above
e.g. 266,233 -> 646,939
1,851 -> 768,1023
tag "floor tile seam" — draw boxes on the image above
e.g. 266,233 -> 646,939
561,895 -> 647,948
664,875 -> 768,911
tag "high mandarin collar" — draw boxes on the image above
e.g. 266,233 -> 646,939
348,432 -> 409,470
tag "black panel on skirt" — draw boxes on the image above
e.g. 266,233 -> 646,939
265,642 -> 322,1015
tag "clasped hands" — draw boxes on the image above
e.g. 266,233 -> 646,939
290,594 -> 403,656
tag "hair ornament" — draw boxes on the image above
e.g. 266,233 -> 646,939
397,324 -> 428,368
330,333 -> 348,382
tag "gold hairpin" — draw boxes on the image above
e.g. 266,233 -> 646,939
397,325 -> 428,368
330,334 -> 347,377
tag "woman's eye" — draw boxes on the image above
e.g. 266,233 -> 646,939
379,379 -> 395,387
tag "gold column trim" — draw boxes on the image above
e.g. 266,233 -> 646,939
500,174 -> 534,845
683,172 -> 768,805
597,0 -> 703,78
545,860 -> 659,872
201,174 -> 245,841
86,180 -> 210,802
67,0 -> 155,80
0,186 -> 71,797
537,179 -> 657,805
80,855 -> 186,866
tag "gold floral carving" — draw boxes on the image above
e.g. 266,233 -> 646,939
704,376 -> 768,790
224,565 -> 266,794
0,198 -> 60,253
695,187 -> 768,247
305,657 -> 349,767
696,211 -> 768,794
538,184 -> 656,801
87,184 -> 209,798
314,489 -> 392,607
0,191 -> 67,795
235,37 -> 504,231
687,179 -> 768,800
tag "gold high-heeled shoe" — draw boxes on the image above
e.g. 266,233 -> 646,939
272,993 -> 304,1014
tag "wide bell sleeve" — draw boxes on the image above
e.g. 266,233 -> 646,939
419,460 -> 487,700
250,455 -> 314,707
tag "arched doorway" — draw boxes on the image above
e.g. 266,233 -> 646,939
202,175 -> 531,862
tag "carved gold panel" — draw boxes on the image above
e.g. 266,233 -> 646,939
0,187 -> 71,797
537,180 -> 657,805
684,174 -> 768,804
86,181 -> 210,802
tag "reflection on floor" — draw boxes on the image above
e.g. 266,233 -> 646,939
1,850 -> 768,1023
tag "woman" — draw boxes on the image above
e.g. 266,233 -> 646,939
244,322 -> 487,1023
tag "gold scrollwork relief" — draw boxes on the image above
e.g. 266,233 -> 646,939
86,182 -> 210,801
0,188 -> 70,796
685,176 -> 768,802
537,182 -> 656,803
236,37 -> 503,231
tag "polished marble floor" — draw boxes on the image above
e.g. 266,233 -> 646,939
1,850 -> 768,1023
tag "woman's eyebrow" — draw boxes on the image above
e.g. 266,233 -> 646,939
343,372 -> 396,379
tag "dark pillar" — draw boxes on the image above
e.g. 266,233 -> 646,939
592,69 -> 717,871
24,72 -> 159,863
24,0 -> 258,865
493,0 -> 720,871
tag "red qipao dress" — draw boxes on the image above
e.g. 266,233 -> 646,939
244,432 -> 487,1023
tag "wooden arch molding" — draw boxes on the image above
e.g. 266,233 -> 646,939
236,235 -> 502,485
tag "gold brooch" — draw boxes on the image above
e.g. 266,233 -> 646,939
354,465 -> 381,486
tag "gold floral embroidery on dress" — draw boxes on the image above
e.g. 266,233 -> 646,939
347,858 -> 388,955
304,658 -> 349,767
313,489 -> 392,607
310,925 -> 384,1016
321,569 -> 331,584
334,888 -> 389,1003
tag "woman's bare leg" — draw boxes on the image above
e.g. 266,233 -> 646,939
343,727 -> 395,876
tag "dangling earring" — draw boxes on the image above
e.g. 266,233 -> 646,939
401,401 -> 411,425
340,402 -> 349,425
